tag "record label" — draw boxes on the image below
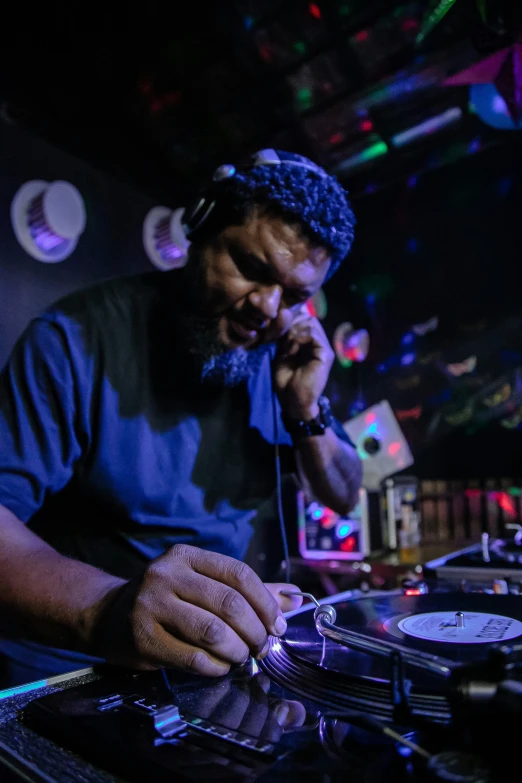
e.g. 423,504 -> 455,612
395,611 -> 522,644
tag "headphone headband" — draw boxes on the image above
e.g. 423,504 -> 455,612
184,148 -> 327,235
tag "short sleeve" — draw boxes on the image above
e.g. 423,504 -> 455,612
0,318 -> 83,522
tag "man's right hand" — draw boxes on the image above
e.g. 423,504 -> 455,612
93,544 -> 301,677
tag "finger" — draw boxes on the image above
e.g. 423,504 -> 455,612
172,546 -> 284,639
264,583 -> 303,614
159,598 -> 250,666
138,621 -> 231,677
281,700 -> 307,730
174,571 -> 270,658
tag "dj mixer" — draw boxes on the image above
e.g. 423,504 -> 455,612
3,540 -> 522,782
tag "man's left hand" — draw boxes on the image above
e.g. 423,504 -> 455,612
273,310 -> 334,420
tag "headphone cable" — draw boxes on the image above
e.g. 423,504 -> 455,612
271,356 -> 291,585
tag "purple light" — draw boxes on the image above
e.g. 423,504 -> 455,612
407,175 -> 418,188
401,353 -> 416,366
402,333 -> 414,346
468,137 -> 481,154
493,94 -> 506,113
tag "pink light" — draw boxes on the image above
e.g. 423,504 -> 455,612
355,30 -> 369,42
405,588 -> 421,596
309,2 -> 321,19
365,412 -> 376,425
306,299 -> 317,317
388,442 -> 401,457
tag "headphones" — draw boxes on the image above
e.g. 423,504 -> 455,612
169,148 -> 327,265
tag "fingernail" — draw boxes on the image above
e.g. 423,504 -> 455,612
256,640 -> 270,660
274,615 -> 287,636
274,703 -> 289,726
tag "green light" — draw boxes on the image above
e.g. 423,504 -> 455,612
294,41 -> 306,54
359,141 -> 388,161
416,0 -> 457,45
508,487 -> 522,497
296,87 -> 313,108
338,356 -> 352,368
339,4 -> 350,15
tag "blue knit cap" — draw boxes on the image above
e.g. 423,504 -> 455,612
201,149 -> 356,281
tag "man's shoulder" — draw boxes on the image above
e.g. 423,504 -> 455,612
48,272 -> 163,321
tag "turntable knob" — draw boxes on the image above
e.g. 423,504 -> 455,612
427,751 -> 491,782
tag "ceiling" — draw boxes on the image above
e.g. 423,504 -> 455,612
1,0 -> 520,203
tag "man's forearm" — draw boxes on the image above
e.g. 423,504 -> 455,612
295,428 -> 362,515
0,504 -> 125,653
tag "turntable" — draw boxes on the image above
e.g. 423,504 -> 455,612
2,586 -> 521,782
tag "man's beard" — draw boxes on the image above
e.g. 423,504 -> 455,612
174,256 -> 274,387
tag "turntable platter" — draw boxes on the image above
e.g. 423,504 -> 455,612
261,592 -> 522,722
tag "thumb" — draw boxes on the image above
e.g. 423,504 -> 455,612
264,583 -> 304,614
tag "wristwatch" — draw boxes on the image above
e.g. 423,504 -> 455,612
282,395 -> 334,441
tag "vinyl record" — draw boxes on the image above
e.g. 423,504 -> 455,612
261,592 -> 522,722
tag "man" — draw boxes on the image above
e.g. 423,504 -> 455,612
0,149 -> 361,687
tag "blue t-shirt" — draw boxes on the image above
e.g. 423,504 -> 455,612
0,271 -> 350,676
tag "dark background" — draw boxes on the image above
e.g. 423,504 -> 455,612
1,0 -> 522,479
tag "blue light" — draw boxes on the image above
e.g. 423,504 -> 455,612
366,293 -> 376,305
407,238 -> 418,253
407,175 -> 418,188
397,744 -> 413,757
377,363 -> 386,373
244,15 -> 255,29
0,679 -> 47,700
401,333 -> 414,346
401,353 -> 415,366
337,523 -> 351,538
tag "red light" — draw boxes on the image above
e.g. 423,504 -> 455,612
365,412 -> 376,425
360,119 -> 373,132
388,442 -> 401,457
330,132 -> 344,145
405,588 -> 421,596
150,100 -> 163,114
309,3 -> 321,19
355,30 -> 369,42
498,492 -> 516,516
306,299 -> 317,317
340,536 -> 356,552
465,489 -> 482,498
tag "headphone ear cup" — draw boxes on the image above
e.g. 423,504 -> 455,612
169,207 -> 191,263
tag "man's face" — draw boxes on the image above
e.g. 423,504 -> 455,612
181,209 -> 331,386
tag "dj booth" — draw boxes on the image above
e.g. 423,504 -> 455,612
2,535 -> 522,783
2,402 -> 522,781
